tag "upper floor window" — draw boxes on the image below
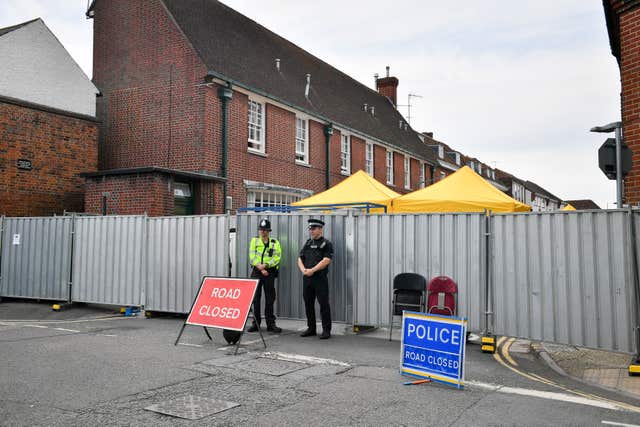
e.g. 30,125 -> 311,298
365,142 -> 374,175
419,163 -> 426,189
295,117 -> 309,164
248,100 -> 265,153
386,150 -> 394,185
404,156 -> 411,189
340,134 -> 351,175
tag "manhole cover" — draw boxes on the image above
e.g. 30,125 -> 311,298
145,395 -> 239,420
235,357 -> 308,376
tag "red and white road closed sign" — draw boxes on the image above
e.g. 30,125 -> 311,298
186,277 -> 259,331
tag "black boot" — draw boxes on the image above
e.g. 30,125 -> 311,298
300,328 -> 316,337
266,324 -> 282,333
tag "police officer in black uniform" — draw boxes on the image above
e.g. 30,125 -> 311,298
297,218 -> 334,339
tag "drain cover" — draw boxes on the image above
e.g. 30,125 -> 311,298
145,395 -> 239,420
235,357 -> 308,376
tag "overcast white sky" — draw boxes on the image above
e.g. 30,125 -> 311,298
1,1 -> 621,207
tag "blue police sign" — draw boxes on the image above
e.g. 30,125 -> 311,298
400,311 -> 467,389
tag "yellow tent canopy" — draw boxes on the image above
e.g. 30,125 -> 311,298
292,170 -> 400,212
392,166 -> 531,213
561,204 -> 576,211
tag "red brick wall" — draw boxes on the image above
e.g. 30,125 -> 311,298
351,135 -> 365,173
619,6 -> 640,204
93,0 -> 210,172
374,145 -> 389,185
0,102 -> 98,216
85,173 -> 172,216
393,152 -> 404,191
376,77 -> 399,106
410,158 -> 421,189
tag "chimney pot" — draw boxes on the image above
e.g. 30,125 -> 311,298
386,66 -> 390,77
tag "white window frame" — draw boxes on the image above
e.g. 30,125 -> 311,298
419,162 -> 426,189
295,116 -> 309,164
404,156 -> 411,189
386,150 -> 394,185
247,189 -> 304,208
247,99 -> 265,153
439,171 -> 446,181
340,134 -> 351,175
365,141 -> 374,176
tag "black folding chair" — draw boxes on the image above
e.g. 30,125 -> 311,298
389,273 -> 427,341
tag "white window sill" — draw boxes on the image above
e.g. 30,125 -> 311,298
248,148 -> 267,157
387,182 -> 395,187
295,160 -> 311,167
405,186 -> 411,190
341,170 -> 351,176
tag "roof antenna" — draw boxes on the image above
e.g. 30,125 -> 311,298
305,74 -> 311,99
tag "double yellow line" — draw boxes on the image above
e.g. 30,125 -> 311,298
493,337 -> 640,413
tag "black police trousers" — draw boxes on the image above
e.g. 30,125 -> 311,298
252,274 -> 276,326
303,275 -> 331,332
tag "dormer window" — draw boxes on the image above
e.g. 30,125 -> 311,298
455,153 -> 461,165
438,146 -> 444,158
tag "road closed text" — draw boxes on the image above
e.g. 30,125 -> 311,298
404,350 -> 459,370
198,305 -> 241,319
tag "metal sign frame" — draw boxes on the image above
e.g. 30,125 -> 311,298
400,311 -> 467,389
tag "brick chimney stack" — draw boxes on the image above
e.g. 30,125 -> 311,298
376,66 -> 399,107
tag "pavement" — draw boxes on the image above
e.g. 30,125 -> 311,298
3,299 -> 640,426
530,340 -> 640,399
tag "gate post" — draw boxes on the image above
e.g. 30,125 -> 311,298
482,210 -> 496,354
627,207 -> 640,375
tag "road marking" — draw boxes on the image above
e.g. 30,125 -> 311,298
96,334 -> 117,337
52,328 -> 80,333
23,325 -> 49,329
0,315 -> 126,324
602,421 -> 640,427
178,343 -> 203,348
261,351 -> 351,367
501,337 -> 519,366
494,337 -> 640,413
467,380 -> 632,412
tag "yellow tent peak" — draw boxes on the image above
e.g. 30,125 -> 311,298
561,204 -> 576,211
392,165 -> 531,213
292,170 -> 400,211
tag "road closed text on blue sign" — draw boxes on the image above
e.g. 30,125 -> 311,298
401,311 -> 467,388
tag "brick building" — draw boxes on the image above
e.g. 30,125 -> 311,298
0,19 -> 99,216
85,0 -> 450,215
603,1 -> 640,205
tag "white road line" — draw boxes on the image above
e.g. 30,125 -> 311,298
52,328 -> 80,333
467,380 -> 634,413
96,334 -> 117,337
602,421 -> 640,427
178,343 -> 203,348
23,325 -> 49,329
261,351 -> 351,367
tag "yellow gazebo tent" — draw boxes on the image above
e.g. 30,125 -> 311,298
392,166 -> 531,213
292,170 -> 400,212
561,204 -> 576,211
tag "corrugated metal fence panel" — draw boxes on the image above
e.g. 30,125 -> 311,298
0,217 -> 72,300
146,215 -> 229,313
352,213 -> 485,331
236,213 -> 350,322
492,211 -> 634,353
72,216 -> 146,306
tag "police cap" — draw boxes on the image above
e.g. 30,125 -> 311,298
259,218 -> 271,231
308,218 -> 325,228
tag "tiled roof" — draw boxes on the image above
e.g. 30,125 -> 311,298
0,18 -> 39,37
564,199 -> 601,210
161,0 -> 437,163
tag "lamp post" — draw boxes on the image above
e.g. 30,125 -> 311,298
591,121 -> 623,208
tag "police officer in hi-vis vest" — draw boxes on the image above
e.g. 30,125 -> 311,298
248,218 -> 282,333
298,218 -> 334,339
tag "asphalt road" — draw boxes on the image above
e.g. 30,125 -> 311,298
1,300 -> 640,426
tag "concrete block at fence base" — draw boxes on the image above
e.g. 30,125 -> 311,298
481,334 -> 496,354
628,359 -> 640,376
353,324 -> 377,334
52,303 -> 73,312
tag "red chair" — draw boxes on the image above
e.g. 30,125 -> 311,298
427,276 -> 457,316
